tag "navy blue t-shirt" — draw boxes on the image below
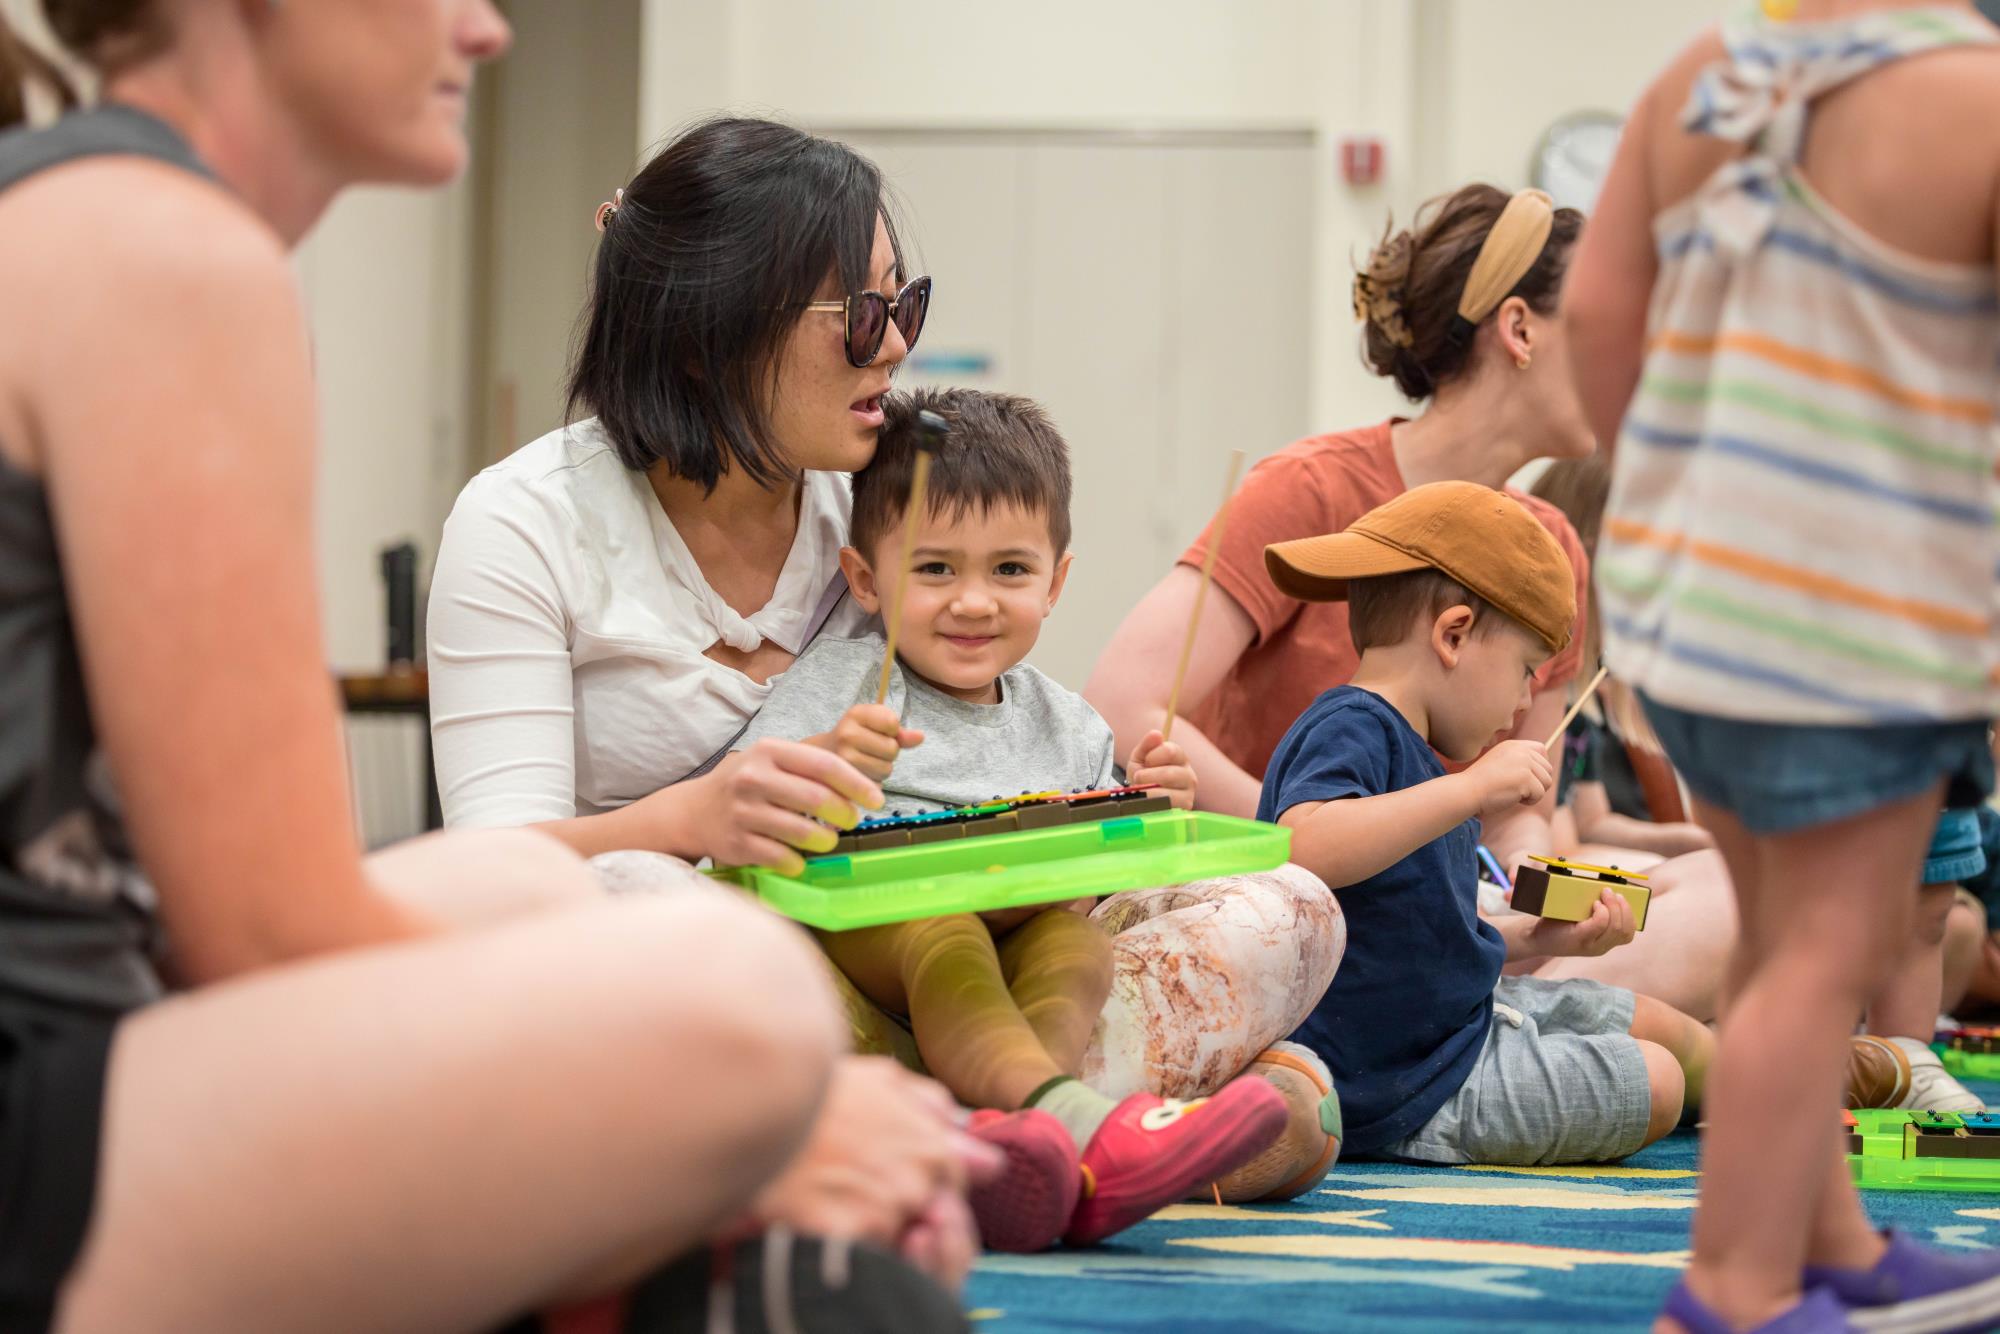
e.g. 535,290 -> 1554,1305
1258,686 -> 1504,1154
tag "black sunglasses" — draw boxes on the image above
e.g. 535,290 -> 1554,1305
804,275 -> 932,368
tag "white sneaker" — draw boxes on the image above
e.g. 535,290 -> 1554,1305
1890,1036 -> 1988,1113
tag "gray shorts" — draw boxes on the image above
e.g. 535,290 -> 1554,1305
1380,975 -> 1652,1166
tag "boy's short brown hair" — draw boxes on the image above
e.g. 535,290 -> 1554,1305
850,388 -> 1073,559
1346,571 -> 1496,652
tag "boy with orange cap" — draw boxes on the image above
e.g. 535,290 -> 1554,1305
1258,481 -> 1712,1165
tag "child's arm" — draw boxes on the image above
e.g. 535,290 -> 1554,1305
1282,739 -> 1555,889
1571,780 -> 1715,857
1563,81 -> 1663,456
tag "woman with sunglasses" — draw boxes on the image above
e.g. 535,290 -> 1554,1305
429,116 -> 934,879
430,113 -> 1359,1220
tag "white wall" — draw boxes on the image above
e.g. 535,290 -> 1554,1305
308,0 -> 644,672
1425,1 -> 1723,190
639,0 -> 1407,432
297,184 -> 473,670
479,0 -> 643,462
636,0 -> 1731,448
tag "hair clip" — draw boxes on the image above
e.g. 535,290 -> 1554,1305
1352,271 -> 1415,349
594,187 -> 625,234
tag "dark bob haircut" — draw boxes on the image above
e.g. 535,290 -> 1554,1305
566,116 -> 902,491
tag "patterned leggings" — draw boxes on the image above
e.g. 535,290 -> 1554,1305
819,905 -> 1112,1110
591,854 -> 1345,1103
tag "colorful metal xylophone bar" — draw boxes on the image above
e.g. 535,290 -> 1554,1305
821,785 -> 1175,856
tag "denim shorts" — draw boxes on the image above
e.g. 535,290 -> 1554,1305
1379,976 -> 1650,1166
1928,807 -> 1991,885
1638,696 -> 1994,837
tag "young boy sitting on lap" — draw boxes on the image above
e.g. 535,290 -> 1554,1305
1260,481 -> 1712,1165
737,387 -> 1287,1250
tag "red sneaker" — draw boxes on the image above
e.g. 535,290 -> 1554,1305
1063,1079 -> 1287,1246
965,1108 -> 1082,1253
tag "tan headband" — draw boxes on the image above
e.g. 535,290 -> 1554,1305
1451,188 -> 1555,339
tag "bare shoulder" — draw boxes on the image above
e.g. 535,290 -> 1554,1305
0,155 -> 301,469
1807,41 -> 2000,263
1634,26 -> 1739,212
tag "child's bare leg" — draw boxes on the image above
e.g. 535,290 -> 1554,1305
996,907 -> 1113,1074
1867,883 -> 1956,1039
821,915 -> 1063,1110
1629,995 -> 1712,1113
1942,892 -> 1985,1015
1635,1040 -> 1687,1148
1672,787 -> 1937,1330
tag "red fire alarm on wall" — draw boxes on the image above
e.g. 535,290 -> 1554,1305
1340,136 -> 1385,187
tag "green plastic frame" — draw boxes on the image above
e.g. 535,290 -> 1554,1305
709,810 -> 1291,931
1848,1108 -> 2000,1192
1938,1045 -> 2000,1082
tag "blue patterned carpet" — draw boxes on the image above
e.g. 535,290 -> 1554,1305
964,1079 -> 2000,1332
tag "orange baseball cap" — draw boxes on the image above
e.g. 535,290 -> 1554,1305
1263,481 -> 1575,652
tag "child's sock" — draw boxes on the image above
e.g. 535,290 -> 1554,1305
1026,1075 -> 1117,1150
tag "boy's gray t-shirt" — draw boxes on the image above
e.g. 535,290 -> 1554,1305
738,633 -> 1121,812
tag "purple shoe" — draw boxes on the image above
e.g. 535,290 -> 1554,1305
1662,1279 -> 1855,1332
1805,1230 -> 2000,1334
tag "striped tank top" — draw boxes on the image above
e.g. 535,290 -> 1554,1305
1598,5 -> 2000,726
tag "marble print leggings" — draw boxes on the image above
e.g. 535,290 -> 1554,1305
590,852 -> 1345,1102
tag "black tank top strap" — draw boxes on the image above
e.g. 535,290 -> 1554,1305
0,101 -> 211,193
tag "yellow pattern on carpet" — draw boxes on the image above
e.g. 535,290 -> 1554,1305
1153,1203 -> 1392,1230
1170,1234 -> 1691,1270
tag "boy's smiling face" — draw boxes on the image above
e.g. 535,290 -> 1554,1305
840,501 -> 1072,705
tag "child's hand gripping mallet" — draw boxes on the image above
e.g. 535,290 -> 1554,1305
876,408 -> 951,704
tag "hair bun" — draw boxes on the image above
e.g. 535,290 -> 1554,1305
1353,229 -> 1415,349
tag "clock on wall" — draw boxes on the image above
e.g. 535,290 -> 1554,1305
1528,110 -> 1624,213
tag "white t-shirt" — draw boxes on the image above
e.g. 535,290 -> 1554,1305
427,419 -> 870,826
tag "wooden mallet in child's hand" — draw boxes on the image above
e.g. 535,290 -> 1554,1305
1162,449 -> 1248,742
876,409 -> 951,704
1545,664 -> 1610,754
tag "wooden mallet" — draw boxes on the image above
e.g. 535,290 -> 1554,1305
1545,663 -> 1610,754
876,408 -> 951,704
1163,449 -> 1247,742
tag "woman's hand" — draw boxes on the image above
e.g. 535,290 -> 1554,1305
1126,729 -> 1197,810
683,739 -> 885,873
745,1056 -> 1001,1291
824,703 -> 924,783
